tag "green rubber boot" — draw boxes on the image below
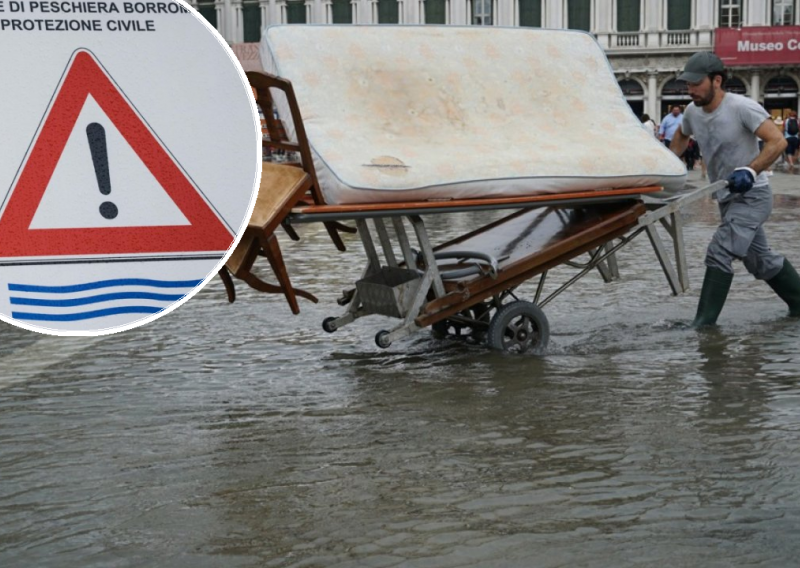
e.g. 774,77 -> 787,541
692,267 -> 734,327
766,259 -> 800,317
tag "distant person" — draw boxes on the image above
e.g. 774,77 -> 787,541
684,137 -> 699,171
669,52 -> 800,326
697,139 -> 708,178
640,113 -> 657,137
784,111 -> 799,173
658,105 -> 683,148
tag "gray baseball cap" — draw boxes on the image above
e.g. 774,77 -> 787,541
678,51 -> 725,83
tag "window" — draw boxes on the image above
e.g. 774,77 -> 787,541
424,0 -> 447,23
332,0 -> 352,22
518,0 -> 541,27
773,0 -> 795,25
617,0 -> 639,32
197,0 -> 217,28
667,0 -> 691,30
472,0 -> 493,25
286,0 -> 306,23
719,0 -> 741,28
378,0 -> 399,22
567,0 -> 590,31
243,0 -> 261,41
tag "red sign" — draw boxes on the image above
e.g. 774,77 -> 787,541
0,50 -> 233,259
716,26 -> 800,66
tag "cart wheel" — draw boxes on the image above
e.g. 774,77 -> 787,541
322,317 -> 338,333
487,301 -> 549,355
375,330 -> 392,349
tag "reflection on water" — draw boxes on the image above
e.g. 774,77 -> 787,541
1,197 -> 800,567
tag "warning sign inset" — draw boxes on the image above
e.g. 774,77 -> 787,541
0,49 -> 233,260
0,2 -> 260,335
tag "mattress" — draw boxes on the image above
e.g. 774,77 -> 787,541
260,25 -> 687,205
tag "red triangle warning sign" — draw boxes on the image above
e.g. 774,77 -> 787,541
0,49 -> 234,259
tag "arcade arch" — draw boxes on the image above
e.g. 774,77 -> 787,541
659,78 -> 690,118
763,74 -> 799,117
618,78 -> 645,116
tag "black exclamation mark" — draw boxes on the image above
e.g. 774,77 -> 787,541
86,123 -> 118,220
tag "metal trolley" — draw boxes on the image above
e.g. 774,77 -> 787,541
288,181 -> 722,354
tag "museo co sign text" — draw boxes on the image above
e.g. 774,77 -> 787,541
716,26 -> 800,66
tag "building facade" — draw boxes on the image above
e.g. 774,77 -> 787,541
191,0 -> 800,121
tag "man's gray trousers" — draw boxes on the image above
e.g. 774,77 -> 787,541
706,184 -> 785,279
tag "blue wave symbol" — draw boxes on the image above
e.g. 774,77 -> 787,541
9,278 -> 202,322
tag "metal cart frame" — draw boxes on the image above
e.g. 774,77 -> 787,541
289,181 -> 723,352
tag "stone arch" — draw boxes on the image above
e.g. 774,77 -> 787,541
725,75 -> 748,95
657,74 -> 682,94
659,77 -> 690,118
618,76 -> 646,116
618,77 -> 646,98
764,73 -> 799,96
763,73 -> 799,116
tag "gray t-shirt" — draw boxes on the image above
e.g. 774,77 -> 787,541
681,93 -> 770,197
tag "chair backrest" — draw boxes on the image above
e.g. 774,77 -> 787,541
247,71 -> 327,208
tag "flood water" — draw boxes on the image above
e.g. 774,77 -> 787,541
1,187 -> 800,567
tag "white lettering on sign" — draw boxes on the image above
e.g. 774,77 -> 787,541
737,40 -> 786,52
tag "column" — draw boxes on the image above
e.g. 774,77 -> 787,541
593,0 -> 612,48
268,0 -> 278,24
224,0 -> 234,40
259,0 -> 269,29
748,0 -> 768,26
233,0 -> 244,42
751,71 -> 761,103
450,0 -> 467,24
648,72 -> 658,118
544,0 -> 562,28
215,0 -> 226,40
357,0 -> 371,22
408,0 -> 420,23
497,0 -> 514,26
644,0 -> 660,46
694,0 -> 713,29
643,0 -> 659,30
594,0 -> 612,32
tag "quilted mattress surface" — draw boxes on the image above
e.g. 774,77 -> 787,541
260,25 -> 686,205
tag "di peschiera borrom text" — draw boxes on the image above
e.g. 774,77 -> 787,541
0,1 -> 189,32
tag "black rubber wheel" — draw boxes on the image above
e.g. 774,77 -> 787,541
375,330 -> 392,349
322,317 -> 338,333
487,301 -> 549,355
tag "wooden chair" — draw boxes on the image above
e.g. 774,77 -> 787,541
219,72 -> 356,313
218,162 -> 318,314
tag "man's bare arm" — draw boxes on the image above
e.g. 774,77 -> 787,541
750,118 -> 787,174
669,125 -> 690,158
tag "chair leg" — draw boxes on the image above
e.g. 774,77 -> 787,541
218,266 -> 236,303
263,234 -> 301,315
325,222 -> 348,252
